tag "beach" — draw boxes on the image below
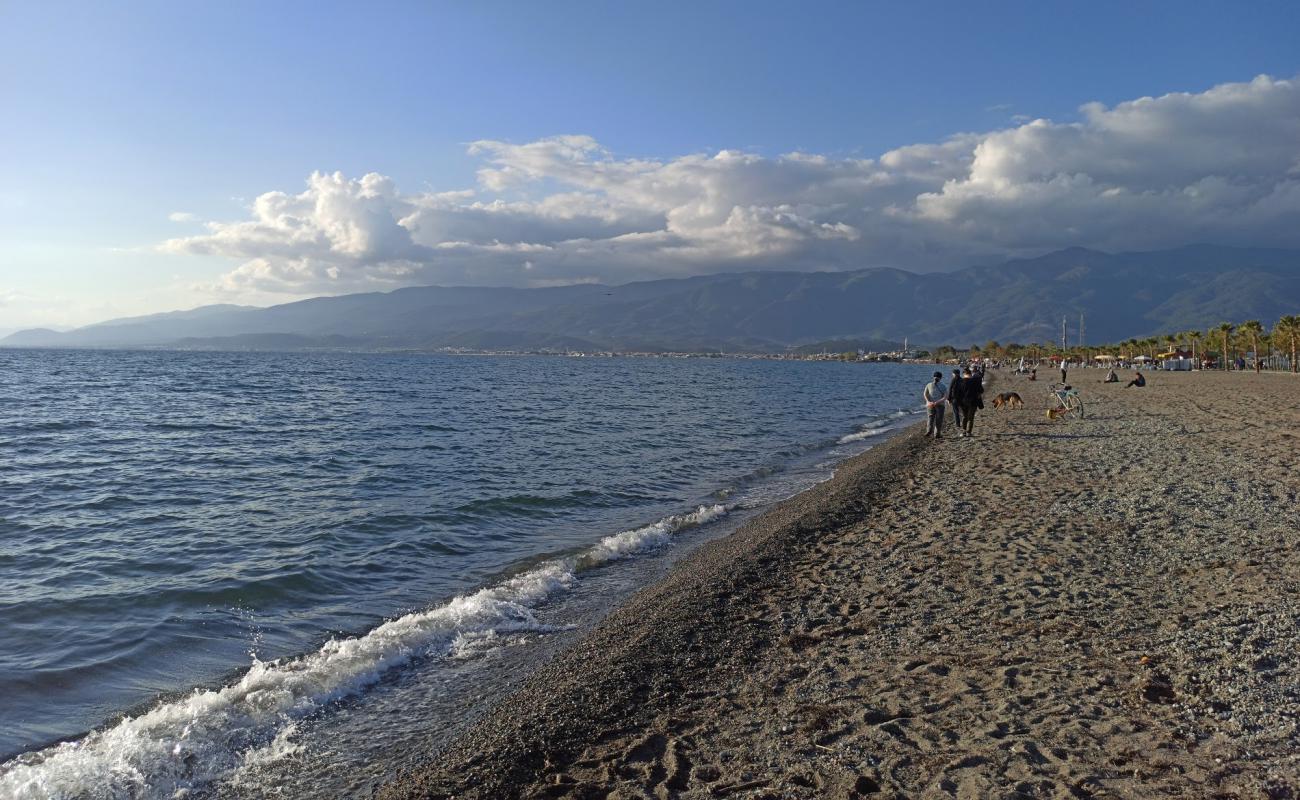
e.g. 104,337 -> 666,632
380,370 -> 1300,799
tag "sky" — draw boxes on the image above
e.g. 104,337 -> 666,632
2,1 -> 1300,333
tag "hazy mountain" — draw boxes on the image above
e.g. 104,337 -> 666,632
6,245 -> 1298,352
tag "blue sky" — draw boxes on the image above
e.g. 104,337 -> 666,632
3,1 -> 1300,332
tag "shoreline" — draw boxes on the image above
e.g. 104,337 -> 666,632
378,371 -> 1300,799
378,410 -> 934,800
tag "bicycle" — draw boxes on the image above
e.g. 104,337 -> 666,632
1048,382 -> 1085,419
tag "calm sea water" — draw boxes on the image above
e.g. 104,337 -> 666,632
0,349 -> 932,798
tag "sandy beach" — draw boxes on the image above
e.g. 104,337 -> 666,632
379,370 -> 1300,799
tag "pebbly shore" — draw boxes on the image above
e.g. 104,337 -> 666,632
378,370 -> 1300,799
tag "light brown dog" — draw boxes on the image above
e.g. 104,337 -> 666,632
992,391 -> 1024,409
1045,406 -> 1068,421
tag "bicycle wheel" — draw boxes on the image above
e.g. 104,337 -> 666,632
1067,395 -> 1085,419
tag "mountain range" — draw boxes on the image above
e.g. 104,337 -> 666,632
5,245 -> 1299,352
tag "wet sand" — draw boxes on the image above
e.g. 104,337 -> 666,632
379,371 -> 1300,799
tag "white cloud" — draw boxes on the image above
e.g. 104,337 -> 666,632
168,211 -> 199,223
160,74 -> 1300,295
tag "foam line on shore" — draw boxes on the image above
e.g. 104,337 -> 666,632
0,504 -> 729,800
837,408 -> 921,444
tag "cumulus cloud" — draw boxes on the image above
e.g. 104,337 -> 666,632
160,74 -> 1300,295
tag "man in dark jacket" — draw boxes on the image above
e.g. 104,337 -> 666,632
959,367 -> 984,437
947,368 -> 964,431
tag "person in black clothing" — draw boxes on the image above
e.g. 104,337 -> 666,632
1126,370 -> 1146,388
948,368 -> 964,430
959,367 -> 984,437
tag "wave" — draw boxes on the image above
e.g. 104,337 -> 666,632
147,422 -> 243,432
836,427 -> 890,444
2,420 -> 98,434
578,503 -> 727,568
0,504 -> 728,800
836,408 -> 918,444
717,408 -> 918,501
453,488 -> 664,519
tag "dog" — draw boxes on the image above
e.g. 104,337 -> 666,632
1045,406 -> 1068,421
992,391 -> 1024,410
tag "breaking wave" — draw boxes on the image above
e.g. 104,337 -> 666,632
0,504 -> 729,800
837,408 -> 917,444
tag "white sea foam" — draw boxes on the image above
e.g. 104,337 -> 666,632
0,505 -> 728,800
837,427 -> 890,444
583,503 -> 728,565
837,415 -> 898,444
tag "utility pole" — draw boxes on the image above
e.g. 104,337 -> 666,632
1061,316 -> 1068,350
1079,312 -> 1085,349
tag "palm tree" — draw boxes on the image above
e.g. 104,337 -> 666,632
1239,320 -> 1264,373
1162,333 -> 1177,361
1214,323 -> 1234,370
1187,329 -> 1203,369
1274,315 -> 1300,374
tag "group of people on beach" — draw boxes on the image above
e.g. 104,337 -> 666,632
1103,367 -> 1146,387
923,365 -> 985,439
925,359 -> 1151,438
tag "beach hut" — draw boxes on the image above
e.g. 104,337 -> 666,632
1158,351 -> 1193,371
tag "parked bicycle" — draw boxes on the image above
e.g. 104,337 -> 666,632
1048,382 -> 1085,419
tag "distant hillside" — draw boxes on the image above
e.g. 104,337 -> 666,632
6,245 -> 1299,352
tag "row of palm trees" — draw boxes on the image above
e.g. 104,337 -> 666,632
942,315 -> 1300,372
1093,316 -> 1300,372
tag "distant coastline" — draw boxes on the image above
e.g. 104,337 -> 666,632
7,244 -> 1299,355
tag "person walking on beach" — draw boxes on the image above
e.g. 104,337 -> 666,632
1061,364 -> 1068,384
948,368 -> 964,431
924,372 -> 947,438
959,367 -> 984,437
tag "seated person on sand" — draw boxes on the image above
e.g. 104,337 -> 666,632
1103,368 -> 1118,383
1126,371 -> 1146,388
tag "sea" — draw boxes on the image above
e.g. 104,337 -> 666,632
0,349 -> 933,799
